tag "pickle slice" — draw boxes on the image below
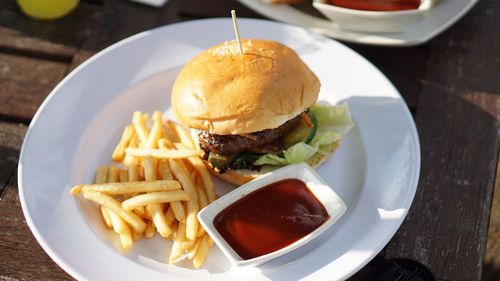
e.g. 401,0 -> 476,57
283,112 -> 317,146
208,153 -> 235,169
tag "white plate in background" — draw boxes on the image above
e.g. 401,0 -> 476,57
18,19 -> 420,280
238,0 -> 477,46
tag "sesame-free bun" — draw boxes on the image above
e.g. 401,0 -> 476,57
172,39 -> 320,135
208,141 -> 340,186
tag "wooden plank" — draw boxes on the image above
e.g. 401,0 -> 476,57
483,155 -> 500,281
179,0 -> 264,18
0,121 -> 26,197
71,0 -> 184,67
0,1 -> 101,60
0,172 -> 72,281
0,54 -> 68,121
384,0 -> 500,280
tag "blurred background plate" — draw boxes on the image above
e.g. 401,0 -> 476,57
238,0 -> 478,46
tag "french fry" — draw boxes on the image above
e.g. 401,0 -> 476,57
143,157 -> 158,182
181,237 -> 197,251
150,203 -> 173,238
119,225 -> 133,250
158,138 -> 174,150
146,111 -> 163,149
108,166 -> 119,183
107,166 -> 131,247
164,121 -> 180,143
132,230 -> 142,241
143,156 -> 173,237
169,121 -> 195,149
197,187 -> 208,210
127,163 -> 140,182
169,222 -> 186,263
169,221 -> 179,240
168,159 -> 199,240
189,130 -> 201,150
126,166 -> 144,219
158,160 -> 173,181
170,201 -> 186,223
174,143 -> 216,203
100,206 -> 112,229
118,169 -> 129,183
193,234 -> 211,268
96,166 -> 108,184
144,205 -> 152,218
133,111 -> 150,146
108,209 -> 128,234
112,125 -> 135,162
124,136 -> 139,167
121,190 -> 190,211
158,160 -> 186,222
164,206 -> 175,226
71,180 -> 181,195
187,238 -> 202,260
133,207 -> 146,218
82,190 -> 146,233
145,220 -> 156,238
196,187 -> 208,237
125,148 -> 202,159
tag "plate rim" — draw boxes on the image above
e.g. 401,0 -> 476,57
17,18 -> 421,280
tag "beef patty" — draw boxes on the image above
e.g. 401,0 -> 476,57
198,114 -> 302,155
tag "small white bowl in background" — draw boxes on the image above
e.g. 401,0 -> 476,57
198,162 -> 347,267
313,0 -> 438,33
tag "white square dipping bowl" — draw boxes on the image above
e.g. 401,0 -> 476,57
313,0 -> 438,33
197,162 -> 347,267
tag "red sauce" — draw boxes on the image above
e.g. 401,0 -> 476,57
214,179 -> 329,260
328,0 -> 421,11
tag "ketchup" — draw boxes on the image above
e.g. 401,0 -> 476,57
328,0 -> 421,11
214,179 -> 329,260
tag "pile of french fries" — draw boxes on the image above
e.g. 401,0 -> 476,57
70,111 -> 217,268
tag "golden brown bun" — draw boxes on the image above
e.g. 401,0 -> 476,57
208,141 -> 340,186
172,39 -> 320,135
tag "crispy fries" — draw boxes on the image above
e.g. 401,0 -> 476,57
146,111 -> 163,149
168,159 -> 199,240
121,191 -> 189,211
70,110 -> 216,268
125,148 -> 202,159
169,222 -> 186,263
100,206 -> 112,229
193,234 -> 211,268
112,125 -> 135,162
133,111 -> 150,145
175,143 -> 217,203
70,180 -> 181,195
82,190 -> 146,233
169,120 -> 195,149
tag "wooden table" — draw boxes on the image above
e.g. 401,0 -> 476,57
1,0 -> 498,280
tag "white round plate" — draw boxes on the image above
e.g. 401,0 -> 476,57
238,0 -> 477,46
18,19 -> 420,281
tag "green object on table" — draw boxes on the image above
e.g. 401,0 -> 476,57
17,0 -> 79,20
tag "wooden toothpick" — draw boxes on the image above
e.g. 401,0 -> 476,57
231,10 -> 244,55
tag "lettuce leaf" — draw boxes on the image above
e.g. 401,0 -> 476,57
254,154 -> 287,166
310,103 -> 354,134
284,142 -> 317,164
255,103 -> 353,166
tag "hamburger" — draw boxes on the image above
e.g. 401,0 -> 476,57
172,39 -> 353,185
